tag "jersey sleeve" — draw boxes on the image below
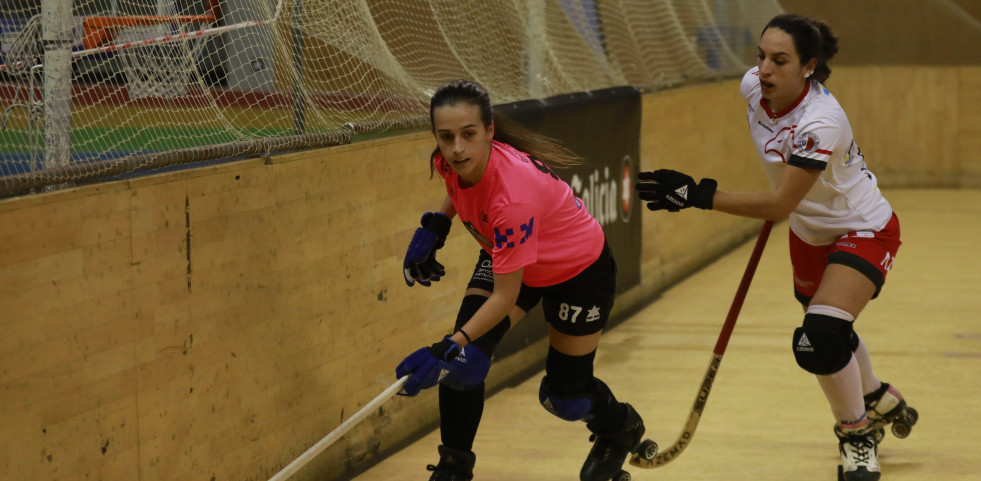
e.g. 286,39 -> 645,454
488,201 -> 539,275
740,67 -> 760,103
788,115 -> 841,171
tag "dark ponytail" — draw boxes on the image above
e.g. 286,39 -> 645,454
490,111 -> 581,169
428,79 -> 580,177
763,14 -> 839,83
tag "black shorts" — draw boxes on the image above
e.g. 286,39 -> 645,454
465,242 -> 617,336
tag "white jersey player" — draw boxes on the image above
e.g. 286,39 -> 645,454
637,13 -> 917,481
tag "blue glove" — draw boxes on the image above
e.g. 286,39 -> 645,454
440,343 -> 491,391
403,212 -> 452,287
396,337 -> 461,396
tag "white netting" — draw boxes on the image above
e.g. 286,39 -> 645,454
118,22 -> 207,99
0,0 -> 784,193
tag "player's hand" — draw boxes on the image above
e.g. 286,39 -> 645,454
636,169 -> 717,211
403,212 -> 452,286
395,337 -> 461,396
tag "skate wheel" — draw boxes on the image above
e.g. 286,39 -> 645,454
905,406 -> 919,425
891,421 -> 911,439
613,469 -> 631,481
636,439 -> 658,461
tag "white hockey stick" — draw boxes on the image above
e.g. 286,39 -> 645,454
268,375 -> 409,481
631,220 -> 773,469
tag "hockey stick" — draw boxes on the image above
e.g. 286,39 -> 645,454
630,220 -> 773,469
268,375 -> 409,481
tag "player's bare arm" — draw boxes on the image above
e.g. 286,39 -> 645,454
450,269 -> 522,347
712,164 -> 820,220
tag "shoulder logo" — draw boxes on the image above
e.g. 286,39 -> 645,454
794,131 -> 821,153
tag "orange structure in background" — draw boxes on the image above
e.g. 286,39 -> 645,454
81,14 -> 217,50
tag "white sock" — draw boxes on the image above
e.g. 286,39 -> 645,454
852,335 -> 882,396
817,355 -> 868,424
806,304 -> 866,424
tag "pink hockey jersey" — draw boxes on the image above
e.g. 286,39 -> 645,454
434,141 -> 604,287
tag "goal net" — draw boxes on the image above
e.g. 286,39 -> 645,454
0,0 -> 782,194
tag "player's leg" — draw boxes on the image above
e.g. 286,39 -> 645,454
850,333 -> 912,442
536,243 -> 646,481
795,270 -> 880,481
429,251 -> 529,480
808,265 -> 875,423
822,216 -> 915,439
541,330 -> 646,481
852,336 -> 881,399
793,216 -> 905,481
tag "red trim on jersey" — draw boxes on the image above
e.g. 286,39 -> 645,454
816,149 -> 833,155
760,80 -> 812,120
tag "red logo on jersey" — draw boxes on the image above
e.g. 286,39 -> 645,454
795,131 -> 821,153
765,126 -> 796,163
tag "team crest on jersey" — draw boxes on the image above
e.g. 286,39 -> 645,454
439,158 -> 452,176
794,131 -> 821,153
464,221 -> 492,248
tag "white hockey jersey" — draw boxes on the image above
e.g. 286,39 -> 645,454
740,67 -> 893,246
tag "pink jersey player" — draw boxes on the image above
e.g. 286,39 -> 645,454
396,79 -> 653,481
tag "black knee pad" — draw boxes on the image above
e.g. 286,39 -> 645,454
455,294 -> 511,356
792,313 -> 856,375
539,347 -> 596,421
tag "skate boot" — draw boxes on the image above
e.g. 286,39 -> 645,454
581,403 -> 647,481
835,423 -> 880,481
865,382 -> 918,443
425,445 -> 475,481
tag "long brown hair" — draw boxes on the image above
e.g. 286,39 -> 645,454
428,79 -> 581,177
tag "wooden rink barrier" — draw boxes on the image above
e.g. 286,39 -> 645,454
0,65 -> 978,481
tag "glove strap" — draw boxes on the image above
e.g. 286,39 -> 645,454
695,178 -> 718,210
421,212 -> 453,238
429,337 -> 461,362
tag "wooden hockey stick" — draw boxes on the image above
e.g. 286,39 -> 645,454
268,376 -> 409,481
630,220 -> 773,469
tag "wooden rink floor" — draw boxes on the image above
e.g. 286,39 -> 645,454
346,189 -> 981,481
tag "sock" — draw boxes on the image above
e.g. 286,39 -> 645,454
852,335 -> 882,396
584,378 -> 627,433
439,383 -> 484,452
817,355 -> 867,425
839,415 -> 870,434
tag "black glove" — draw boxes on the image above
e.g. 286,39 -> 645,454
403,212 -> 452,286
636,169 -> 717,211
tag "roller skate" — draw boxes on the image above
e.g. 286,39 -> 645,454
835,423 -> 880,481
425,445 -> 475,481
865,382 -> 918,443
580,404 -> 658,481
